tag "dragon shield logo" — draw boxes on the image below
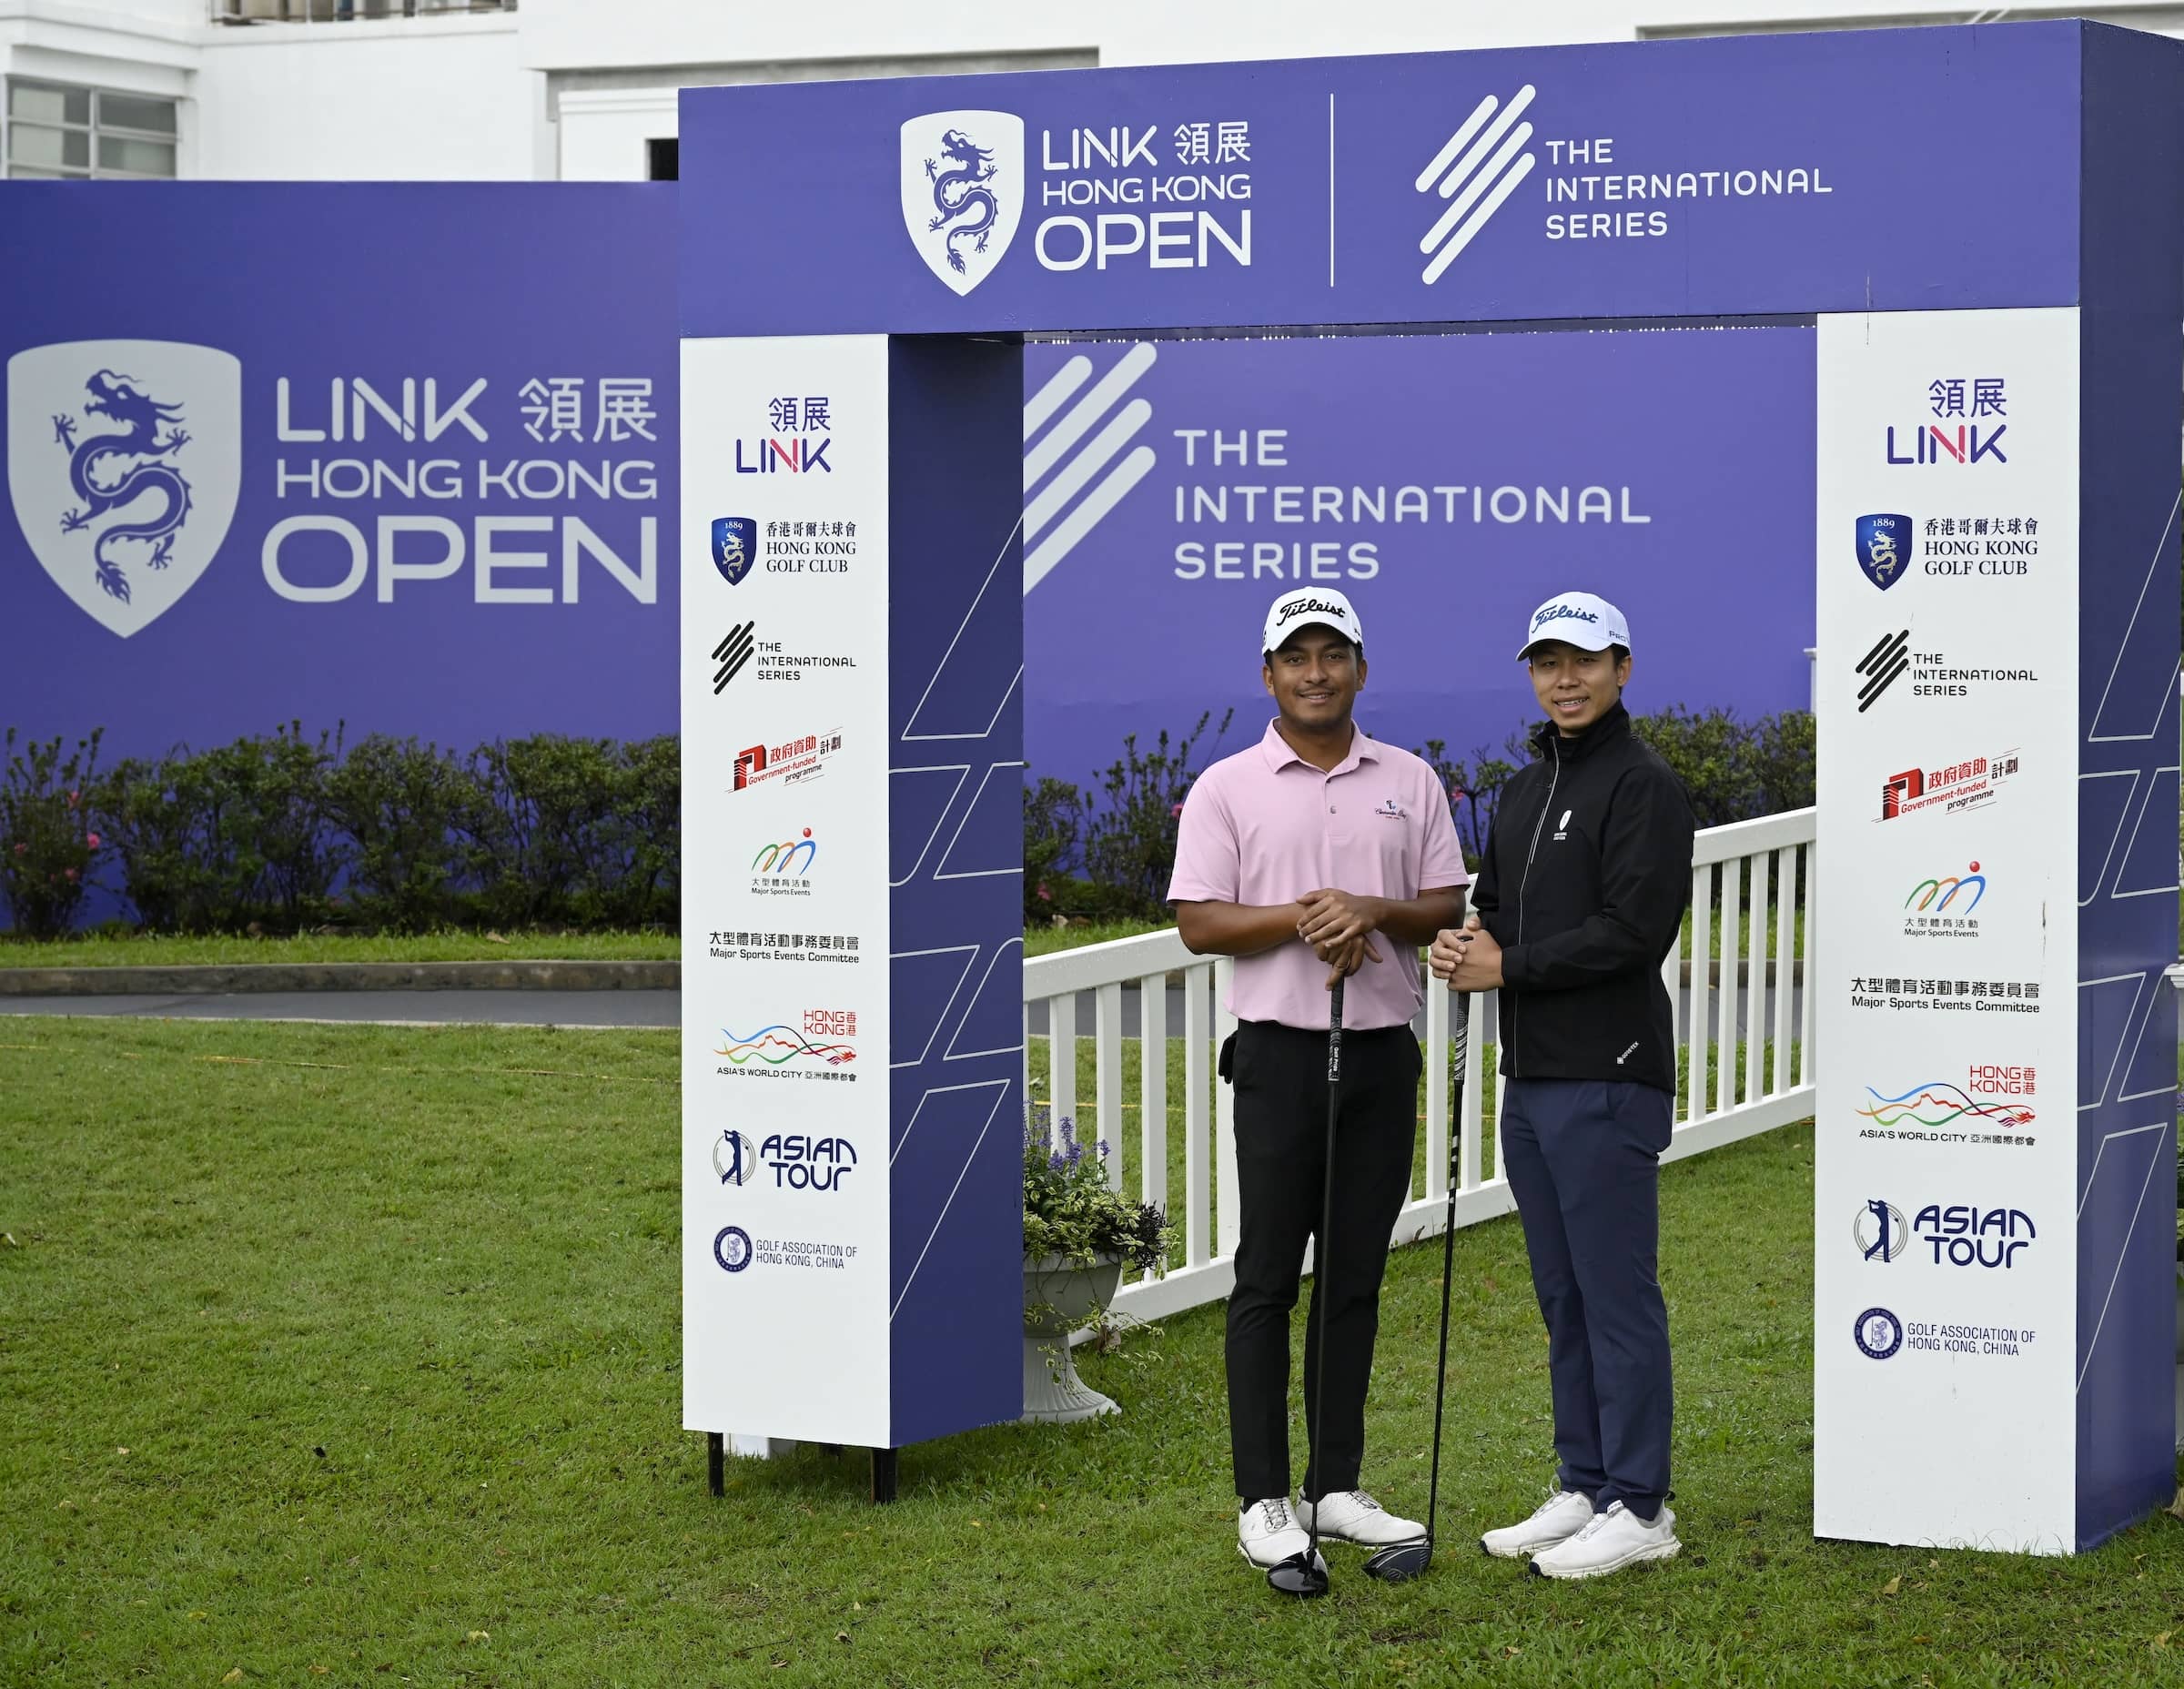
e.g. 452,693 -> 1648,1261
899,111 -> 1024,297
1855,512 -> 1913,592
7,339 -> 241,639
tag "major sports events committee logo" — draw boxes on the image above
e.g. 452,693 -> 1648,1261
902,111 -> 1025,296
1854,1307 -> 1904,1360
712,516 -> 756,585
7,340 -> 242,639
1855,513 -> 1912,592
1415,86 -> 1537,285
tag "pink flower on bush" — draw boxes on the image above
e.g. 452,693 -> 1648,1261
1170,803 -> 1185,818
65,789 -> 78,809
85,833 -> 100,850
1036,882 -> 1052,903
64,867 -> 78,882
1448,785 -> 1467,803
10,843 -> 23,856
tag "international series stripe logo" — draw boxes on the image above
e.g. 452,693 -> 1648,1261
1855,628 -> 1911,713
1414,85 -> 1537,285
1020,343 -> 1158,595
713,621 -> 755,693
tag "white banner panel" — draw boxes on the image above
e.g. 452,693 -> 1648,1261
681,335 -> 893,1448
1813,308 -> 2081,1552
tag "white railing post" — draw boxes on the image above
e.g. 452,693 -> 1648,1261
1424,975 -> 1450,1201
1714,854 -> 1741,1116
1138,968 -> 1168,1219
1095,980 -> 1124,1190
1687,862 -> 1712,1122
1801,842 -> 1817,1085
1745,848 -> 1769,1106
1049,989 -> 1077,1146
1183,962 -> 1211,1268
1213,956 -> 1240,1259
1771,844 -> 1795,1097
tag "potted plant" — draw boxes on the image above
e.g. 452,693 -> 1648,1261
1021,1110 -> 1170,1423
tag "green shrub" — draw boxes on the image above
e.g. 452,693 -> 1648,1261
324,735 -> 478,935
1078,709 -> 1234,923
0,728 -> 106,939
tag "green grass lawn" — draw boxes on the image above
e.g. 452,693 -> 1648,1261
0,929 -> 681,968
5,1016 -> 2179,1687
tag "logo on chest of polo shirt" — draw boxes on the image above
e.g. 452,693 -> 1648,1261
1552,808 -> 1572,842
1373,796 -> 1408,821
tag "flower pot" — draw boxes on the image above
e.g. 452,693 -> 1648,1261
1021,1251 -> 1125,1424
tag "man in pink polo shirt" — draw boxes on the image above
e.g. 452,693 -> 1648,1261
1168,586 -> 1468,1576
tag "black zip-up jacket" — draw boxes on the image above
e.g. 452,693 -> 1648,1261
1471,702 -> 1696,1095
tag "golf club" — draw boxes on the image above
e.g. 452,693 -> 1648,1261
1360,987 -> 1471,1583
1265,974 -> 1344,1599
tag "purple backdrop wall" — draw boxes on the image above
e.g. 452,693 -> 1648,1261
1022,326 -> 1816,788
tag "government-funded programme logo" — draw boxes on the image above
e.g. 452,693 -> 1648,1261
7,339 -> 243,639
713,1128 -> 760,1187
1414,86 -> 1538,285
1886,374 -> 2007,467
712,515 -> 757,585
1854,1198 -> 1909,1262
713,622 -> 755,692
1911,1202 -> 2036,1269
901,110 -> 1026,296
1854,1306 -> 1904,1360
1879,749 -> 2021,823
1855,629 -> 1910,713
712,1010 -> 859,1081
1855,513 -> 1912,592
713,1225 -> 753,1273
732,729 -> 844,794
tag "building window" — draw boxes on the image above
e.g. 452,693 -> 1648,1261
5,81 -> 177,180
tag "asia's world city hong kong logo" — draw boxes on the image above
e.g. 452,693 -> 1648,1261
900,111 -> 1026,296
7,340 -> 242,639
1855,513 -> 1912,592
712,516 -> 757,585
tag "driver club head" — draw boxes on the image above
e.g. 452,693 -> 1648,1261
1362,1537 -> 1433,1583
1265,1548 -> 1330,1598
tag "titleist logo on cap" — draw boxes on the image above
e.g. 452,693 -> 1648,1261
1532,602 -> 1600,632
1279,596 -> 1353,628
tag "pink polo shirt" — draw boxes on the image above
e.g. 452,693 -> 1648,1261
1168,719 -> 1468,1031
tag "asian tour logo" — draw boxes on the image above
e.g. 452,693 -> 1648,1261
1854,1198 -> 1909,1262
8,340 -> 241,639
713,1128 -> 759,1187
1855,514 -> 1912,592
901,111 -> 1026,296
1415,86 -> 1537,284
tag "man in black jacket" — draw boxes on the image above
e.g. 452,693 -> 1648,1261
1430,591 -> 1695,1582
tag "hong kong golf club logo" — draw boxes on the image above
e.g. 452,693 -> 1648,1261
712,516 -> 756,585
901,111 -> 1025,296
1855,513 -> 1913,592
7,340 -> 241,639
1415,86 -> 1537,284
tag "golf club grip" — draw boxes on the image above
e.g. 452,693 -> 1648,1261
1328,976 -> 1344,1080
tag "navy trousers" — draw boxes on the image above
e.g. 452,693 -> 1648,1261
1499,1077 -> 1674,1516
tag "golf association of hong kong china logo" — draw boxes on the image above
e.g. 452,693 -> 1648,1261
900,111 -> 1026,296
7,339 -> 242,639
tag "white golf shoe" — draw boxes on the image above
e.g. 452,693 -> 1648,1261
1295,1489 -> 1426,1548
1237,1496 -> 1314,1570
1480,1487 -> 1597,1559
1528,1500 -> 1680,1580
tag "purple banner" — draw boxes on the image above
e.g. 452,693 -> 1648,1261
0,184 -> 679,765
1023,325 -> 1816,788
682,23 -> 2080,339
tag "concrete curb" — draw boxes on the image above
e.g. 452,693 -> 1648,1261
0,959 -> 681,996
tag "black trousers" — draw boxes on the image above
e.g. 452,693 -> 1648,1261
1226,1018 -> 1421,1503
1500,1077 -> 1674,1515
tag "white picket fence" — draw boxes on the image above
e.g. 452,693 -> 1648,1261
1022,805 -> 1817,1324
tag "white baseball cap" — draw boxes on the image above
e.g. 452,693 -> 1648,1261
1518,592 -> 1631,661
1262,588 -> 1363,658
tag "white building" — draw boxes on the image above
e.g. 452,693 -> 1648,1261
5,0 -> 2179,186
